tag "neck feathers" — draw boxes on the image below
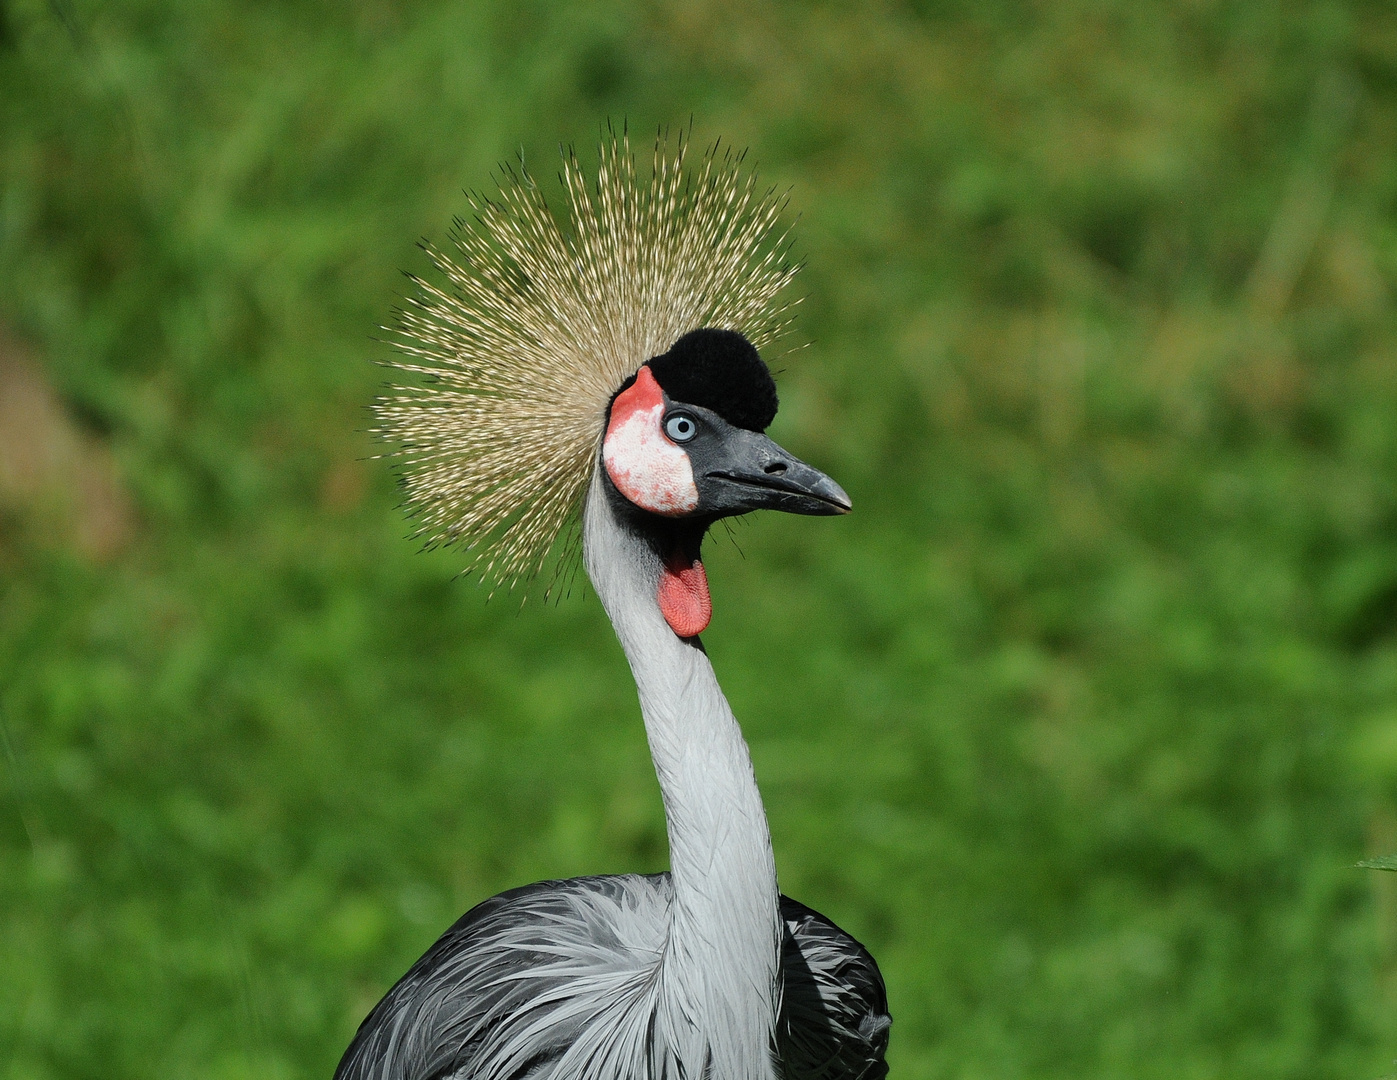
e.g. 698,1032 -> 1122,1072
582,470 -> 781,1080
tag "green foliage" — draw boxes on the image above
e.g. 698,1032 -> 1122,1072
2,0 -> 1397,1077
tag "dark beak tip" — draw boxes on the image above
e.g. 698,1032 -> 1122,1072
821,479 -> 853,514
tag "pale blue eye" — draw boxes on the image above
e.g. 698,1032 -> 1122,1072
664,413 -> 697,443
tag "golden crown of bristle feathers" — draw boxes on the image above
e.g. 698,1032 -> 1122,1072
374,130 -> 801,593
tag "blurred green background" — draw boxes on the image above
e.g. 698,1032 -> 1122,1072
2,1 -> 1397,1077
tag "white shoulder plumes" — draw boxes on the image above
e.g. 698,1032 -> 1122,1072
374,129 -> 800,591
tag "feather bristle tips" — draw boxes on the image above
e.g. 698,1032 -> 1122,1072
373,129 -> 801,595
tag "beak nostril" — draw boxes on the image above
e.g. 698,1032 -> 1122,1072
764,461 -> 788,476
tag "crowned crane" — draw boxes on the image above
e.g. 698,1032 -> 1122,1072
335,132 -> 890,1080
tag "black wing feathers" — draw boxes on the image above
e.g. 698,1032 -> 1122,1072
777,896 -> 891,1080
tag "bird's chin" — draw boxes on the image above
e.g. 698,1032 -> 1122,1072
604,475 -> 713,637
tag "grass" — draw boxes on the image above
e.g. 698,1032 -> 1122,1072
2,1 -> 1397,1077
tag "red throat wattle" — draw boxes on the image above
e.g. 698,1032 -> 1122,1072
658,554 -> 712,638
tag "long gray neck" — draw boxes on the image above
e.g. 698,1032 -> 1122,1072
582,469 -> 781,1080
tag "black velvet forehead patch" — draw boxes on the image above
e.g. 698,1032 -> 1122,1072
645,328 -> 778,433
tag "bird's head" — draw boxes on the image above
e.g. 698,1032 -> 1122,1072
375,130 -> 843,637
599,328 -> 848,637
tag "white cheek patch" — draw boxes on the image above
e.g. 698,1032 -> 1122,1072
603,367 -> 699,516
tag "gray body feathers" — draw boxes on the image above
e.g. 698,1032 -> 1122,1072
333,874 -> 889,1080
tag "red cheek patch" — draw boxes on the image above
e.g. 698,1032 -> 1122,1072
603,366 -> 699,517
658,554 -> 712,638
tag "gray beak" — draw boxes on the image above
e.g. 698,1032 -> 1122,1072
694,427 -> 851,518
